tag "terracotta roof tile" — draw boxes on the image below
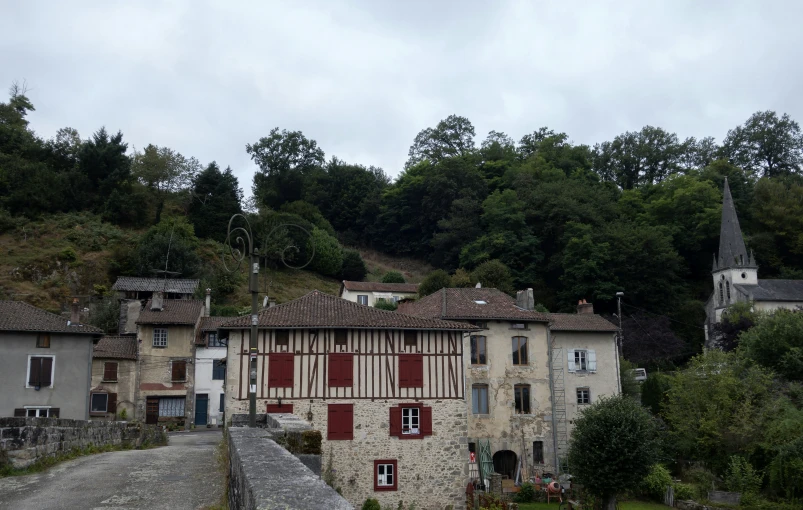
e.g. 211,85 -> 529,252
112,277 -> 199,294
0,301 -> 103,335
220,291 -> 476,330
547,313 -> 619,332
341,281 -> 419,293
94,335 -> 138,359
136,299 -> 204,325
398,288 -> 550,322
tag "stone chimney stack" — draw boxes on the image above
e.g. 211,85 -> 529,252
516,288 -> 535,311
577,299 -> 594,314
268,300 -> 276,308
205,288 -> 211,317
151,291 -> 164,311
70,298 -> 80,325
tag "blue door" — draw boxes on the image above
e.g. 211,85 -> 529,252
195,394 -> 208,426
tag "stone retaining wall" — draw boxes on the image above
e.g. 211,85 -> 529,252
228,427 -> 352,510
0,417 -> 167,469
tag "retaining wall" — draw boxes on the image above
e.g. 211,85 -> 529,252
0,417 -> 167,469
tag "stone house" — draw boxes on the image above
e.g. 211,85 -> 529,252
0,300 -> 103,419
194,292 -> 229,427
112,277 -> 200,335
220,290 -> 477,510
89,335 -> 138,421
135,293 -> 204,429
339,281 -> 419,307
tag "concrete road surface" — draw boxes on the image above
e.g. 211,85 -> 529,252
0,429 -> 223,510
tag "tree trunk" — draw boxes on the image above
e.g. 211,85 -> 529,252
603,495 -> 617,510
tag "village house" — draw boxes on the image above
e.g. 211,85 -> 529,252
193,290 -> 229,427
0,300 -> 103,419
339,281 -> 419,307
220,290 -> 477,510
705,179 -> 803,348
112,277 -> 200,335
135,293 -> 204,428
89,335 -> 138,421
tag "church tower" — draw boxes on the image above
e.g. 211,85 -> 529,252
711,178 -> 757,312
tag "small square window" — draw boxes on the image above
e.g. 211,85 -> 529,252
577,387 -> 590,405
37,333 -> 50,348
374,460 -> 398,491
357,295 -> 368,306
91,393 -> 108,413
275,329 -> 290,348
403,330 -> 417,350
334,330 -> 348,348
153,328 -> 168,348
401,407 -> 420,435
208,332 -> 226,347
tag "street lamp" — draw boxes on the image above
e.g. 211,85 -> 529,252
223,214 -> 314,427
616,291 -> 624,350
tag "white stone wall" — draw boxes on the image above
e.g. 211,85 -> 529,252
194,345 -> 227,426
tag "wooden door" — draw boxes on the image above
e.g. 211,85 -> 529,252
195,394 -> 208,426
146,397 -> 159,424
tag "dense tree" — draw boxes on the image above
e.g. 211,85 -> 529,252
381,271 -> 405,284
188,162 -> 242,241
406,114 -> 475,168
418,269 -> 451,297
309,227 -> 343,277
133,217 -> 201,277
132,144 -> 199,223
340,250 -> 368,281
470,259 -> 513,294
722,111 -> 803,177
739,309 -> 803,381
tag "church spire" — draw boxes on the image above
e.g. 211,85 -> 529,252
717,177 -> 751,269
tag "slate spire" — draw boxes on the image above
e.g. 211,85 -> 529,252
717,178 -> 752,269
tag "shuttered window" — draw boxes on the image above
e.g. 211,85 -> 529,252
171,360 -> 187,382
389,403 -> 432,439
327,403 -> 354,440
268,353 -> 294,388
328,353 -> 354,387
90,392 -> 116,414
103,362 -> 118,382
398,354 -> 423,388
28,356 -> 54,388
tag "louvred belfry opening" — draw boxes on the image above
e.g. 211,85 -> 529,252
398,354 -> 423,388
268,353 -> 294,388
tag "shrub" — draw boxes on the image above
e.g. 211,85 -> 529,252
769,435 -> 803,499
450,268 -> 473,288
375,299 -> 397,311
301,430 -> 322,454
419,269 -> 451,297
725,455 -> 761,495
470,259 -> 513,294
310,228 -> 344,277
514,481 -> 535,502
641,464 -> 673,501
58,247 -> 78,262
361,498 -> 381,510
672,482 -> 696,500
340,249 -> 368,281
381,270 -> 405,284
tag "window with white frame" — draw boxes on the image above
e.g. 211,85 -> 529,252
375,460 -> 397,491
575,350 -> 587,371
401,407 -> 420,435
577,387 -> 590,405
91,393 -> 108,413
153,328 -> 168,347
357,295 -> 368,305
568,349 -> 597,373
25,407 -> 52,417
159,397 -> 185,417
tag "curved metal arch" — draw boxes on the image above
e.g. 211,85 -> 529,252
222,213 -> 254,273
258,223 -> 316,271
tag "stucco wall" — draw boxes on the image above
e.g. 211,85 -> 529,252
136,324 -> 196,427
341,289 -> 417,307
89,358 -> 137,421
195,345 -> 227,426
753,300 -> 803,312
464,320 -> 555,475
0,332 -> 94,420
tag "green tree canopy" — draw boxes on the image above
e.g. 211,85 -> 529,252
188,162 -> 242,242
133,217 -> 201,277
722,110 -> 803,177
418,269 -> 451,297
738,309 -> 803,381
381,271 -> 405,284
340,250 -> 367,281
470,259 -> 513,294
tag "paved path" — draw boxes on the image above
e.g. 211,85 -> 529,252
0,429 -> 224,510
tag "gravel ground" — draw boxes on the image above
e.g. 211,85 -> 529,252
0,429 -> 224,510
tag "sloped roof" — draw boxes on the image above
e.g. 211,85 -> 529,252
136,299 -> 204,325
94,335 -> 137,359
0,301 -> 103,335
220,291 -> 476,330
341,281 -> 419,293
112,277 -> 200,294
734,279 -> 803,302
716,178 -> 754,270
196,316 -> 233,345
547,313 -> 619,332
398,288 -> 549,322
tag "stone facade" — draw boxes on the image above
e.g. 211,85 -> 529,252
89,358 -> 137,421
0,417 -> 167,469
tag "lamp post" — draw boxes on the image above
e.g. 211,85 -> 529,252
616,291 -> 624,350
223,214 -> 314,427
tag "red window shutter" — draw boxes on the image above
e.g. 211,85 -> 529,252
420,406 -> 432,436
328,354 -> 354,387
269,354 -> 294,388
389,405 -> 402,437
398,356 -> 409,387
268,355 -> 281,388
281,354 -> 294,387
399,354 -> 423,388
104,362 -> 118,381
266,403 -> 294,414
29,357 -> 41,386
342,354 -> 353,387
343,404 -> 354,440
328,355 -> 341,387
40,357 -> 53,387
108,393 -> 118,414
328,404 -> 353,440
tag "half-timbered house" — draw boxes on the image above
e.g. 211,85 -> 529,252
221,290 -> 477,510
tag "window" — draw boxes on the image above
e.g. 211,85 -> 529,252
511,323 -> 527,330
403,330 -> 417,350
514,384 -> 531,414
103,362 -> 118,382
212,360 -> 226,380
153,328 -> 168,347
91,393 -> 108,413
726,281 -> 731,300
719,281 -> 724,303
574,350 -> 587,371
577,387 -> 590,405
37,333 -> 50,348
389,403 -> 432,438
16,407 -> 57,418
398,354 -> 423,388
171,360 -> 187,382
357,295 -> 368,305
334,330 -> 348,349
470,335 -> 487,365
219,394 -> 225,413
275,329 -> 290,349
208,332 -> 226,347
327,403 -> 354,440
472,385 -> 489,414
392,296 -> 401,302
159,397 -> 185,417
27,355 -> 54,388
328,353 -> 354,387
512,336 -> 528,365
568,349 -> 596,373
374,460 -> 398,491
533,441 -> 544,464
268,353 -> 294,388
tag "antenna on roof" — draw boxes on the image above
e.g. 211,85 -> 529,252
149,222 -> 181,292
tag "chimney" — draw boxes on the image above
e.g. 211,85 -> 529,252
577,299 -> 594,314
70,298 -> 80,325
151,291 -> 164,311
516,288 -> 535,311
205,288 -> 211,317
268,300 -> 276,308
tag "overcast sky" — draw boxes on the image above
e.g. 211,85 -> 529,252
2,0 -> 802,196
